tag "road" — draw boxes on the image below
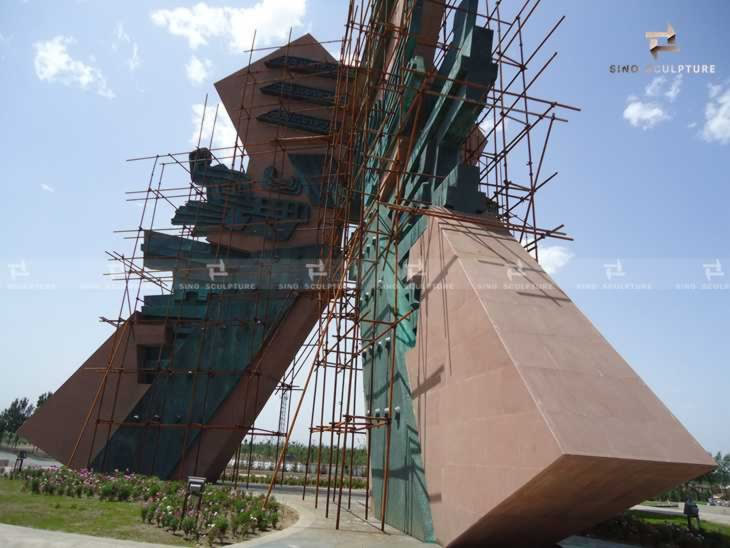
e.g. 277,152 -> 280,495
632,503 -> 730,527
0,449 -> 59,470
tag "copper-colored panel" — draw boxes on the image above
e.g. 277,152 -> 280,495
18,315 -> 165,469
212,33 -> 338,252
405,213 -> 715,547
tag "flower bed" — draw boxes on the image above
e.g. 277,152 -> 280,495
11,468 -> 283,545
141,484 -> 282,544
18,467 -> 179,501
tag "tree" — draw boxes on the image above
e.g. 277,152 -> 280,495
0,398 -> 35,443
696,451 -> 730,490
35,391 -> 53,410
718,452 -> 730,486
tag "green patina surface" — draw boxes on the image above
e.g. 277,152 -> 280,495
93,148 -> 332,478
354,0 -> 497,540
91,5 -> 497,540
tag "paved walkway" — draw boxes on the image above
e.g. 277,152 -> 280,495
229,491 -> 429,548
0,487 -> 652,548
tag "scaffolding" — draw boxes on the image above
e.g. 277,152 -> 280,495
265,0 -> 579,533
71,0 -> 578,537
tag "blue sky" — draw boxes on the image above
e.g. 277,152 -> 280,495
0,0 -> 728,454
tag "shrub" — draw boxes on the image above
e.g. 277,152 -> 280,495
146,503 -> 158,524
270,509 -> 280,529
181,515 -> 197,538
99,482 -> 116,500
255,507 -> 269,531
214,515 -> 229,540
117,483 -> 132,501
232,510 -> 251,537
6,466 -> 288,544
146,483 -> 160,499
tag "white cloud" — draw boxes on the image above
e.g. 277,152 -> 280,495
539,246 -> 574,275
150,0 -> 306,51
702,84 -> 730,144
479,115 -> 508,135
33,36 -> 114,98
191,103 -> 240,152
113,22 -> 129,48
128,44 -> 141,71
645,76 -> 665,97
113,22 -> 141,72
665,75 -> 682,102
40,184 -> 55,193
186,55 -> 211,84
628,75 -> 681,130
645,74 -> 682,102
623,97 -> 669,129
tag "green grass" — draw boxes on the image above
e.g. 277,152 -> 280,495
630,509 -> 730,538
0,479 -> 190,546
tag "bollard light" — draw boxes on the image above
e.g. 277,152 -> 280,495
187,476 -> 206,496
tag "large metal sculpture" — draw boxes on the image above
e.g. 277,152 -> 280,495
268,1 -> 715,546
19,35 -> 338,480
20,1 -> 714,546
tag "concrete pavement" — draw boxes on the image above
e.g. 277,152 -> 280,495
0,485 -> 659,548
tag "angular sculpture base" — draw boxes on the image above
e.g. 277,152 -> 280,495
404,213 -> 715,547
